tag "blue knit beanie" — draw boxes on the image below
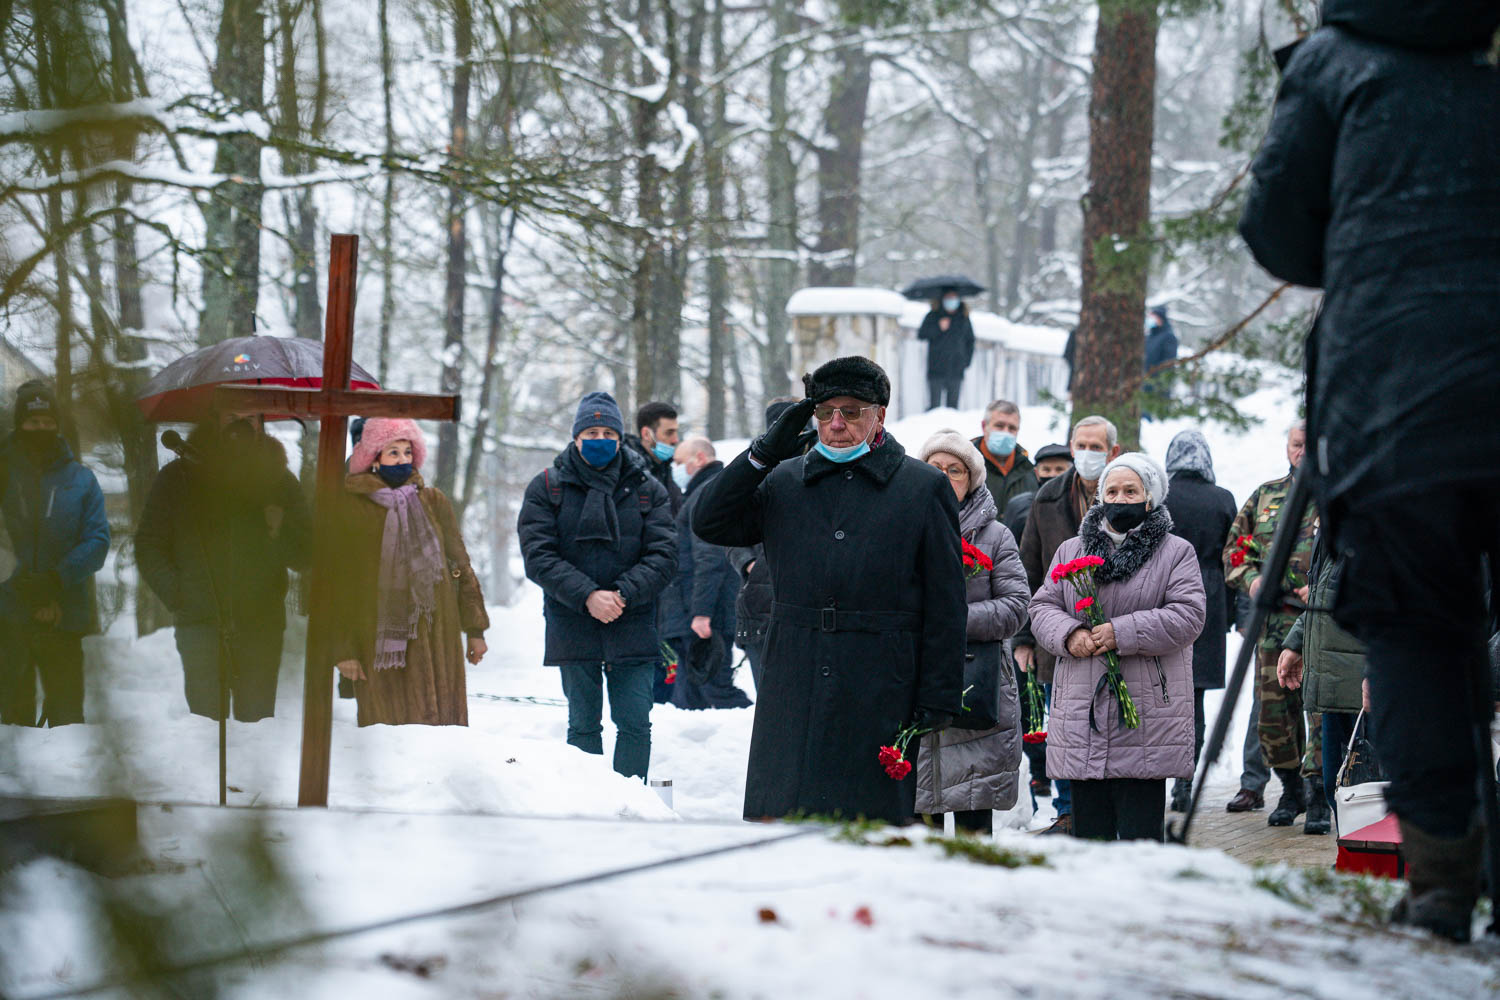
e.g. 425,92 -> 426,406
572,391 -> 624,438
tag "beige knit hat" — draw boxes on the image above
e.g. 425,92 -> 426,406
918,428 -> 985,486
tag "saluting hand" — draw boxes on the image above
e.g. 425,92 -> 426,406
750,398 -> 817,467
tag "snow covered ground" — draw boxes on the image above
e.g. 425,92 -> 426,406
7,370 -> 1494,997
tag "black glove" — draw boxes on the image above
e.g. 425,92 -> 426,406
12,570 -> 61,610
750,398 -> 817,467
912,707 -> 955,734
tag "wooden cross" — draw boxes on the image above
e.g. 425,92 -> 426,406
215,234 -> 460,806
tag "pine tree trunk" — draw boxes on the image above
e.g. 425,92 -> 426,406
435,0 -> 473,495
1071,0 -> 1157,452
807,45 -> 871,287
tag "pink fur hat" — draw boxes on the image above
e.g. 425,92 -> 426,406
348,417 -> 428,473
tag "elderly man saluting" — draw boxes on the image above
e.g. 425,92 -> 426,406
693,357 -> 967,824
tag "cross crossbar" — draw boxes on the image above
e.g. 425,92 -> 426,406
213,386 -> 460,422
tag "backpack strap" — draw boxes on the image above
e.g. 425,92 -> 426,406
542,468 -> 563,507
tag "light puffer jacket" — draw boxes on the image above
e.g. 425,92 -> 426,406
1027,505 -> 1206,782
916,485 -> 1029,814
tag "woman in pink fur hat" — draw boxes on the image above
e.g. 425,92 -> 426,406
330,417 -> 489,726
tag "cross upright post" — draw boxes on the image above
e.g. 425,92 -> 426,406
215,234 -> 460,806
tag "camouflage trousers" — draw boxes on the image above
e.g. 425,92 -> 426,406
1256,647 -> 1322,777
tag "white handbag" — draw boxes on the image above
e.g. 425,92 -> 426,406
1334,709 -> 1390,837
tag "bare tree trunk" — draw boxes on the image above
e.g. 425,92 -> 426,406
200,0 -> 265,344
459,207 -> 516,516
807,44 -> 871,287
1004,58 -> 1044,312
761,0 -> 797,399
702,0 -> 728,438
435,0 -> 473,495
377,0 -> 396,385
1071,0 -> 1158,452
1037,66 -> 1070,259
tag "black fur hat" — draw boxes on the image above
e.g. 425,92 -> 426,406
802,356 -> 890,407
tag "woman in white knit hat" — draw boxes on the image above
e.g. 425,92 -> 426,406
913,429 -> 1030,834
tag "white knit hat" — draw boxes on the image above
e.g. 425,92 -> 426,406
1100,452 -> 1169,507
918,428 -> 985,487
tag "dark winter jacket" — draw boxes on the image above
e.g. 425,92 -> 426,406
1016,467 -> 1092,683
692,433 -> 968,824
729,543 -> 770,652
660,462 -> 738,639
972,437 -> 1038,515
915,485 -> 1028,815
1283,533 -> 1367,714
1002,490 -> 1034,543
623,433 -> 682,515
917,307 -> 976,379
1239,0 -> 1500,515
517,442 -> 677,667
0,434 -> 110,634
1144,320 -> 1178,374
135,427 -> 310,630
1166,471 -> 1237,690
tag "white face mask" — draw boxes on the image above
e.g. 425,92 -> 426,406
1073,450 -> 1108,482
942,297 -> 960,312
672,463 -> 693,491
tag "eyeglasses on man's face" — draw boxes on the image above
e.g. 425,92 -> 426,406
813,403 -> 880,423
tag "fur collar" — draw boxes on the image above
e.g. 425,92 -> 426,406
1078,503 -> 1174,583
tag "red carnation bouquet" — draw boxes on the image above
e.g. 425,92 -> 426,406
961,538 -> 993,579
1021,670 -> 1047,744
1050,554 -> 1141,730
877,711 -> 957,780
1228,534 -> 1259,569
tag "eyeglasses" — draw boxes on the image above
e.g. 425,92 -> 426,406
932,465 -> 969,481
813,403 -> 880,423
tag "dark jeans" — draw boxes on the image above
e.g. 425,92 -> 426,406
1071,778 -> 1166,842
560,661 -> 653,779
1321,710 -> 1364,815
921,810 -> 993,835
927,376 -> 962,410
0,624 -> 84,726
1333,487 -> 1493,838
1240,674 -> 1271,794
175,624 -> 284,723
670,634 -> 752,711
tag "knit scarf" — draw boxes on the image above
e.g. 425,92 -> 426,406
1078,503 -> 1174,583
367,484 -> 447,670
566,444 -> 623,548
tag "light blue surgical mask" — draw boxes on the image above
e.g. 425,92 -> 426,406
814,422 -> 876,464
579,438 -> 619,468
651,440 -> 675,462
1073,450 -> 1108,482
672,463 -> 692,491
985,431 -> 1016,457
942,296 -> 960,312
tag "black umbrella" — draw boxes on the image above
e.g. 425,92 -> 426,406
136,336 -> 380,422
900,274 -> 985,301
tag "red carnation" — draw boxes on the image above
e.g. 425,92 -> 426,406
884,758 -> 912,780
1023,731 -> 1048,745
877,745 -> 902,767
1075,596 -> 1094,612
1230,550 -> 1246,568
1081,555 -> 1105,569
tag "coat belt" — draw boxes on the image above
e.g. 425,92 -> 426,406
771,602 -> 920,634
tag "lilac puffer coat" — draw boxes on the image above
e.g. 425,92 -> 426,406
1027,505 -> 1206,782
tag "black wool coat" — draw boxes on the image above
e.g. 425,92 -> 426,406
517,444 -> 677,667
1165,472 -> 1237,690
1239,0 -> 1500,516
916,308 -> 976,379
692,434 -> 967,824
659,462 -> 738,639
135,427 -> 311,630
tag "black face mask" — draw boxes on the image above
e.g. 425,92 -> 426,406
377,463 -> 415,487
15,428 -> 59,464
1103,501 -> 1149,533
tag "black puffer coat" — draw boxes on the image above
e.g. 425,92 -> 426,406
1239,0 -> 1500,516
135,426 -> 311,629
728,543 -> 770,652
517,443 -> 676,667
659,462 -> 738,638
692,433 -> 968,824
1165,471 -> 1237,690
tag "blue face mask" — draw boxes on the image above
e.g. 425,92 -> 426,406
985,431 -> 1016,457
942,297 -> 960,312
814,439 -> 870,464
579,438 -> 619,468
672,464 -> 693,491
651,440 -> 675,462
377,463 -> 414,487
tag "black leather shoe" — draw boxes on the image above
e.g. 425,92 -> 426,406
1225,789 -> 1264,812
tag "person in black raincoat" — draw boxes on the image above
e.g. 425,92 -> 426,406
1162,430 -> 1237,812
1238,0 -> 1500,942
136,415 -> 312,722
517,391 -> 677,779
692,356 -> 967,824
916,290 -> 975,410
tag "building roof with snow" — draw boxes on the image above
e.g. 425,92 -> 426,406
786,286 -> 910,318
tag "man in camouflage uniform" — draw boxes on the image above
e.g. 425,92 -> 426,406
1223,422 -> 1328,834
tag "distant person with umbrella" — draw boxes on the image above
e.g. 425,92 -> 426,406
905,276 -> 981,411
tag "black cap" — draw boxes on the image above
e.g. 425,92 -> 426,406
1034,443 -> 1073,464
14,380 -> 57,429
801,356 -> 891,407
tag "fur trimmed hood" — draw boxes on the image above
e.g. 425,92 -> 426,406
1079,502 -> 1174,583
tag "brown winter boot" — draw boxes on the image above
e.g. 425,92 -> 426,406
1390,820 -> 1483,943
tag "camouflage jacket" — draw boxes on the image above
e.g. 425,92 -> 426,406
1222,470 -> 1319,651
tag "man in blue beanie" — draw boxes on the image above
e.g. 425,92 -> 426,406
0,381 -> 110,725
517,391 -> 677,779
